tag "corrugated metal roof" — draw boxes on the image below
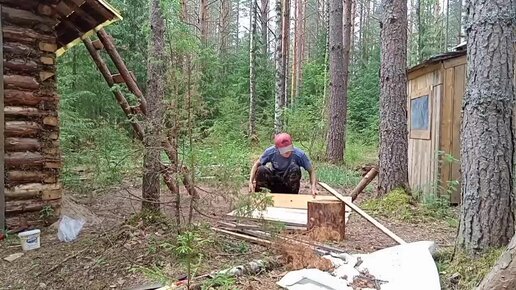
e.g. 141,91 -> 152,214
408,43 -> 467,73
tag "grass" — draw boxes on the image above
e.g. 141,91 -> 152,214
362,188 -> 458,225
436,248 -> 503,290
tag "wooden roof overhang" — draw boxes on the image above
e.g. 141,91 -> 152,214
407,43 -> 467,79
44,0 -> 122,56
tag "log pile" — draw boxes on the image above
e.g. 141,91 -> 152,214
1,1 -> 61,230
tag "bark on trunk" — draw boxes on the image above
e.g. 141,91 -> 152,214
377,0 -> 409,196
458,0 -> 515,251
476,234 -> 516,290
142,0 -> 167,212
249,0 -> 258,138
326,0 -> 349,163
274,0 -> 284,133
260,0 -> 269,56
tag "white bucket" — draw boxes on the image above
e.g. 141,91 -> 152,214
18,229 -> 41,251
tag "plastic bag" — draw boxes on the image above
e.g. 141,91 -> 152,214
57,215 -> 86,242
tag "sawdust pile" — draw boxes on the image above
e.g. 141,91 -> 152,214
276,242 -> 334,271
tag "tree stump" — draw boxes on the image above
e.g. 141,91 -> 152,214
307,200 -> 346,242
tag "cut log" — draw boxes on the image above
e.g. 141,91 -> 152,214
5,190 -> 41,201
37,4 -> 54,16
4,75 -> 39,90
6,170 -> 55,184
6,183 -> 61,194
351,167 -> 379,201
3,25 -> 55,44
318,182 -> 407,244
42,189 -> 62,200
0,0 -> 40,11
4,58 -> 38,73
1,6 -> 58,27
38,42 -> 57,52
43,116 -> 58,126
4,106 -> 43,117
307,200 -> 346,241
5,199 -> 60,214
5,137 -> 41,151
40,56 -> 54,65
5,152 -> 45,168
4,90 -> 41,106
3,42 -> 41,57
40,71 -> 54,81
5,121 -> 40,137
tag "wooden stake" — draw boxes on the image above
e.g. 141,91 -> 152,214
318,182 -> 407,244
351,167 -> 378,201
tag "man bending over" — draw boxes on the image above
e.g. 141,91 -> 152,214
248,133 -> 317,196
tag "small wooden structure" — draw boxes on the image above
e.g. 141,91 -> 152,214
0,0 -> 121,230
407,44 -> 515,204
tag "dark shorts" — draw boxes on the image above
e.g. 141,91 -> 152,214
255,163 -> 302,194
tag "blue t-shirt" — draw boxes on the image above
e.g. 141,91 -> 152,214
259,146 -> 312,173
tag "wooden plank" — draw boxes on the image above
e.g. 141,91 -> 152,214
0,5 -> 5,231
450,64 -> 465,204
439,67 -> 455,195
211,227 -> 271,246
318,182 -> 407,245
443,55 -> 467,69
431,84 -> 443,196
270,193 -> 342,209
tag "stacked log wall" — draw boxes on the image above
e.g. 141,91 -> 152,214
1,1 -> 61,230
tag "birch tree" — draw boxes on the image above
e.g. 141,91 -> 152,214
249,0 -> 258,138
274,0 -> 284,133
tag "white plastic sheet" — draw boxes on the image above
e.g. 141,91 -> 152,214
57,215 -> 86,242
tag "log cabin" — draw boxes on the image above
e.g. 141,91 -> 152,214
0,0 -> 121,231
407,43 -> 516,204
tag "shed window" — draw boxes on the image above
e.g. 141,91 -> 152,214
409,88 -> 431,140
411,95 -> 429,130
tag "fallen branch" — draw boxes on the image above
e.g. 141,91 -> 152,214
318,182 -> 407,245
211,227 -> 271,246
38,248 -> 89,277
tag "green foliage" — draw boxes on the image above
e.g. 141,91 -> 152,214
362,188 -> 457,224
315,164 -> 363,188
234,191 -> 274,218
175,228 -> 213,282
436,248 -> 503,290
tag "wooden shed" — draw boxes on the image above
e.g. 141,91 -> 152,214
407,45 -> 468,204
0,0 -> 121,231
407,44 -> 516,204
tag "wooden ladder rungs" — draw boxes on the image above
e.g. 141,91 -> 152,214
92,39 -> 104,50
111,73 -> 125,84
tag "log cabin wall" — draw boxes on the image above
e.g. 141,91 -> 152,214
1,1 -> 61,230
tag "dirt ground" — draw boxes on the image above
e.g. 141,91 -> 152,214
0,181 -> 457,290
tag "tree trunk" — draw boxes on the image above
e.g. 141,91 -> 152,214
377,0 -> 409,196
458,0 -> 515,251
326,0 -> 350,163
476,234 -> 516,290
274,0 -> 284,133
249,0 -> 258,138
260,0 -> 269,56
282,0 -> 291,107
416,0 -> 422,62
142,0 -> 166,212
199,0 -> 209,44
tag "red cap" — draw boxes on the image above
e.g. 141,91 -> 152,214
274,133 -> 293,154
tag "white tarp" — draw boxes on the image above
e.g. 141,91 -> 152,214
277,241 -> 440,290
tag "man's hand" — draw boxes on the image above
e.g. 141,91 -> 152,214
311,186 -> 318,197
248,181 -> 255,193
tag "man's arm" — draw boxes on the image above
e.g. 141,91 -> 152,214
308,167 -> 317,196
248,159 -> 261,192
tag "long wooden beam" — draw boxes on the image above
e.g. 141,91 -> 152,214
0,5 -> 5,231
96,29 -> 148,115
318,182 -> 407,245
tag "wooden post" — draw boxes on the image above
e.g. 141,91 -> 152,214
0,5 -> 5,231
319,182 -> 407,244
351,167 -> 378,201
307,200 -> 346,241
